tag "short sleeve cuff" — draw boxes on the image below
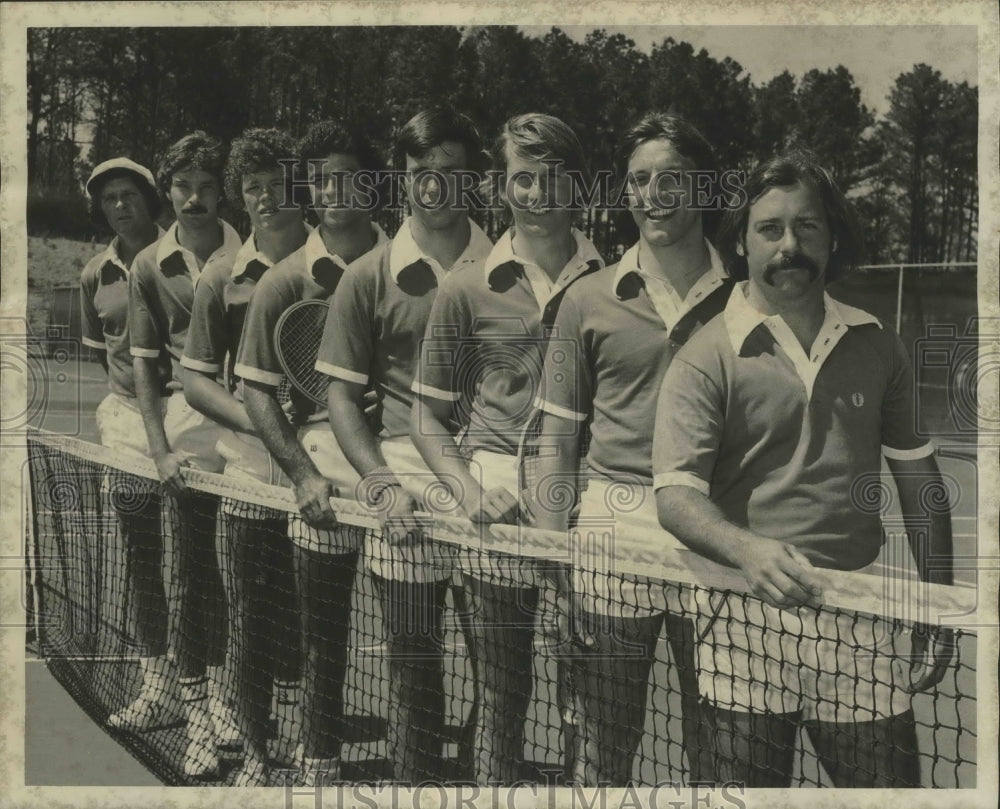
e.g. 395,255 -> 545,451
315,360 -> 367,385
537,398 -> 587,422
234,363 -> 283,387
130,347 -> 161,359
180,356 -> 220,373
882,442 -> 935,461
82,336 -> 105,349
411,381 -> 460,402
652,472 -> 710,495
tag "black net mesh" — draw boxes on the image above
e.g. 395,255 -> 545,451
26,428 -> 977,788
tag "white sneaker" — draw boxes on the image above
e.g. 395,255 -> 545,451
107,683 -> 179,732
267,736 -> 299,768
183,707 -> 220,779
108,657 -> 180,732
267,711 -> 301,767
233,754 -> 270,787
296,753 -> 341,787
209,696 -> 243,750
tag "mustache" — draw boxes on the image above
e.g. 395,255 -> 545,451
763,252 -> 821,281
181,204 -> 209,215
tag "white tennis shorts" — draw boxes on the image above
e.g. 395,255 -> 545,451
96,391 -> 168,455
287,421 -> 364,555
365,437 -> 458,583
455,449 -> 539,589
95,391 -> 166,495
572,479 -> 686,617
215,429 -> 288,520
693,582 -> 913,722
163,394 -> 225,473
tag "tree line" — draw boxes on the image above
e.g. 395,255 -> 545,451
27,26 -> 977,264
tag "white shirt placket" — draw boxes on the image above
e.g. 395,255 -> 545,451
764,312 -> 850,399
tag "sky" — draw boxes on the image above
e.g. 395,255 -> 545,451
519,25 -> 979,116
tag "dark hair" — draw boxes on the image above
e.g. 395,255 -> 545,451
298,120 -> 386,172
615,112 -> 720,239
488,112 -> 589,213
715,149 -> 865,283
87,168 -> 163,230
156,131 -> 226,197
393,107 -> 484,171
223,127 -> 300,209
298,120 -> 388,211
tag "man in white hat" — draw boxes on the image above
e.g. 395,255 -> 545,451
80,158 -> 173,735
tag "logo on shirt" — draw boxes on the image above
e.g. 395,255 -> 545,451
852,392 -> 865,408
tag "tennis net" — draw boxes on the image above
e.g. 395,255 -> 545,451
25,427 -> 978,788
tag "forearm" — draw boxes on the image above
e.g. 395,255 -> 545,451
888,456 -> 954,587
531,414 -> 582,531
328,381 -> 386,478
244,383 -> 321,487
133,357 -> 170,457
183,370 -> 254,433
656,485 -> 763,568
410,397 -> 482,507
911,510 -> 954,586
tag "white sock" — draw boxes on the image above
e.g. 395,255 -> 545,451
178,675 -> 212,733
274,679 -> 300,708
140,655 -> 169,692
206,664 -> 228,705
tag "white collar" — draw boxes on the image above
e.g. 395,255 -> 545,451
230,232 -> 271,278
155,219 -> 242,269
232,222 -> 320,279
99,225 -> 166,274
612,239 -> 726,298
305,221 -> 388,282
484,227 -> 604,285
389,216 -> 492,282
724,281 -> 882,353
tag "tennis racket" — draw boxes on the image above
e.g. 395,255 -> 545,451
274,298 -> 331,408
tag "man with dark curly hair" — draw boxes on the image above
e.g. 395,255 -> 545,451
129,130 -> 242,779
235,120 -> 388,787
181,126 -> 311,786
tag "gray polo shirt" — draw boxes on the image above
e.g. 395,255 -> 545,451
414,227 -> 604,455
235,224 -> 388,422
129,220 -> 242,390
652,282 -> 934,570
539,240 -> 730,483
80,228 -> 169,398
315,217 -> 492,438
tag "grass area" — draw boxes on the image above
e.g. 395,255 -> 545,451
27,235 -> 105,338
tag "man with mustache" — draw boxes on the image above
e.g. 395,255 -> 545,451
653,150 -> 955,787
181,127 -> 310,785
129,131 -> 242,779
234,121 -> 388,786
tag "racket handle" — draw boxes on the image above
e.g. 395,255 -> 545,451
557,658 -> 580,784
